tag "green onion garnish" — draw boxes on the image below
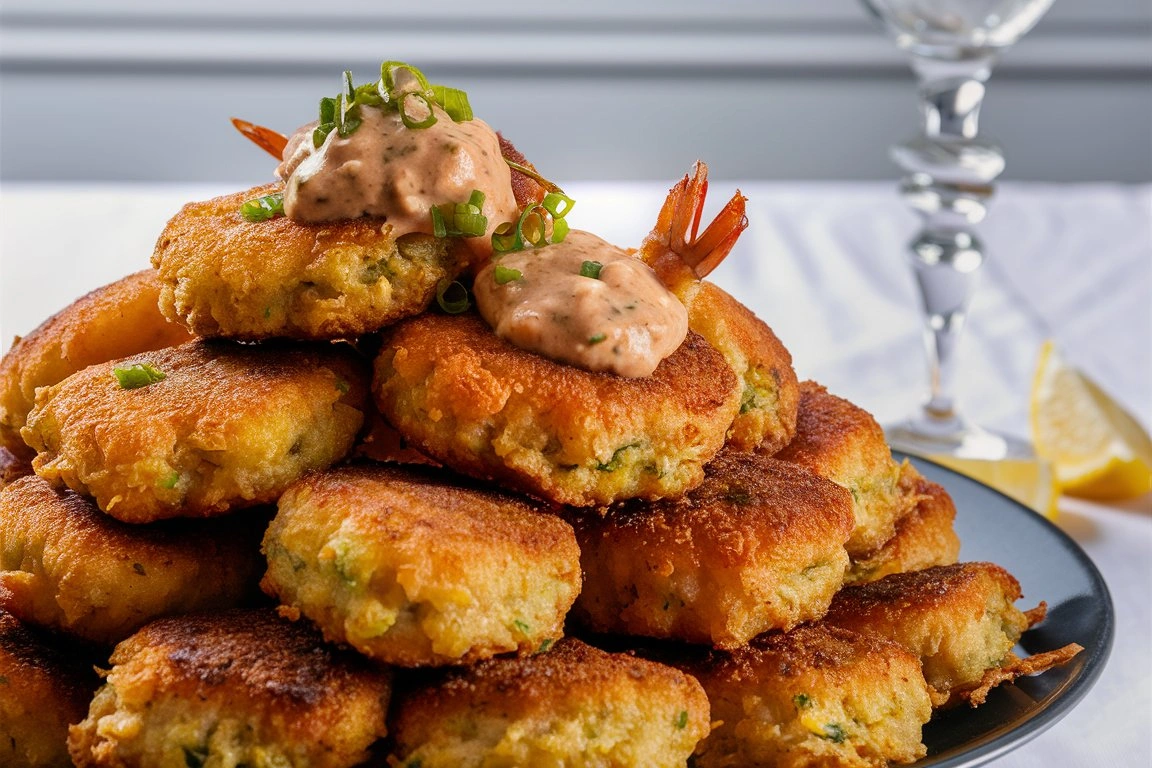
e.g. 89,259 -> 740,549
675,710 -> 689,730
542,192 -> 575,219
399,92 -> 437,129
431,84 -> 473,122
240,192 -> 285,222
580,260 -> 603,279
436,280 -> 470,314
588,333 -> 606,345
381,61 -> 434,101
494,265 -> 522,285
430,191 -> 488,238
113,362 -> 166,390
490,188 -> 575,254
823,724 -> 848,744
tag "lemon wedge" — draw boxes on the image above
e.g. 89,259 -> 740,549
929,455 -> 1060,519
1031,340 -> 1152,501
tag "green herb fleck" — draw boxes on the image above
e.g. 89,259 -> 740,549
793,693 -> 811,710
240,192 -> 284,222
132,562 -> 146,576
597,441 -> 641,472
513,619 -> 530,634
113,362 -> 166,390
494,265 -> 523,285
579,260 -> 603,279
587,333 -> 607,345
822,723 -> 847,744
675,710 -> 689,729
159,471 -> 180,490
335,379 -> 350,394
537,638 -> 554,654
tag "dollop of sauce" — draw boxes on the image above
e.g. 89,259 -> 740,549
276,104 -> 519,258
473,231 -> 689,378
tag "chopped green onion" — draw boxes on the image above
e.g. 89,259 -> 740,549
436,280 -> 470,314
793,693 -> 812,710
491,222 -> 520,253
380,61 -> 434,101
240,192 -> 284,222
675,710 -> 689,730
513,619 -> 530,633
431,191 -> 488,238
312,123 -> 335,148
399,92 -> 437,129
319,96 -> 337,125
542,192 -> 575,220
551,216 -> 570,243
113,362 -> 166,390
579,260 -> 603,279
822,724 -> 847,744
588,333 -> 606,345
342,70 -> 356,100
431,84 -> 473,122
494,265 -> 522,285
160,471 -> 180,490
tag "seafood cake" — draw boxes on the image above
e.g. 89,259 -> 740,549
684,624 -> 932,768
0,610 -> 101,768
824,562 -> 1083,706
22,339 -> 368,523
570,450 -> 853,648
374,312 -> 741,507
388,637 -> 709,768
68,609 -> 392,768
152,184 -> 471,340
847,464 -> 961,584
774,381 -> 916,558
0,475 -> 265,644
262,464 -> 581,667
0,270 -> 194,460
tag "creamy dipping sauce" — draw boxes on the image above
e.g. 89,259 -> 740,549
276,105 -> 519,258
473,230 -> 689,378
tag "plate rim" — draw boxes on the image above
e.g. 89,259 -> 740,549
894,451 -> 1116,768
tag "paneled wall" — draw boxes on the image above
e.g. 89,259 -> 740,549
2,0 -> 1149,182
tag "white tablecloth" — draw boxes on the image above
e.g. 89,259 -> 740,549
1,180 -> 1150,767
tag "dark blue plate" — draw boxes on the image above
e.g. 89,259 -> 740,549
896,452 -> 1114,767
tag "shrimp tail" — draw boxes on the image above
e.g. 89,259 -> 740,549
231,118 -> 289,160
640,161 -> 748,296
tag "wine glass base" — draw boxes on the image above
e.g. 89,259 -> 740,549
884,414 -> 1033,460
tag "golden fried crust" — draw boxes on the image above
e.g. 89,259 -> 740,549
774,381 -> 913,557
0,270 -> 194,460
823,563 -> 1031,704
0,611 -> 100,768
22,339 -> 368,522
68,609 -> 391,768
0,446 -> 31,489
688,282 -> 799,453
570,451 -> 852,648
847,463 -> 961,584
263,464 -> 581,666
685,624 -> 931,768
151,183 -> 471,340
389,637 -> 710,768
374,312 -> 741,507
0,475 -> 266,644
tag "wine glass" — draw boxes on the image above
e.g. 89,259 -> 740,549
859,0 -> 1053,459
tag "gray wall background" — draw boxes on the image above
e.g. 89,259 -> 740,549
1,0 -> 1149,183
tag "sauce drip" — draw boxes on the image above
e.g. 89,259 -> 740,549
276,105 -> 519,258
473,231 -> 689,378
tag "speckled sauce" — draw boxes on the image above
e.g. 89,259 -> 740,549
473,230 -> 689,378
276,105 -> 519,258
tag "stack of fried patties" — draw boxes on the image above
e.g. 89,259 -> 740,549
0,191 -> 1077,768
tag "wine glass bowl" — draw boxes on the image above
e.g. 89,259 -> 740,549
860,0 -> 1053,459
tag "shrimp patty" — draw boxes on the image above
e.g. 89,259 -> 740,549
774,381 -> 915,558
0,270 -> 194,460
570,450 -> 853,649
0,475 -> 265,644
687,281 -> 799,453
262,464 -> 581,667
683,624 -> 932,768
388,637 -> 709,768
373,312 -> 741,507
68,609 -> 392,768
152,183 -> 471,340
824,562 -> 1081,706
847,464 -> 960,584
22,339 -> 367,523
1,611 -> 101,768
